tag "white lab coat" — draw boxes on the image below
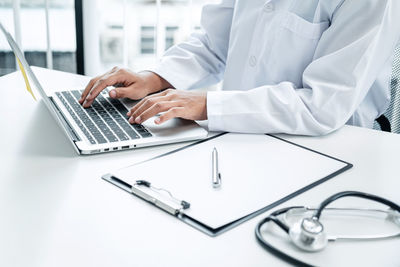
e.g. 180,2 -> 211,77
152,0 -> 400,135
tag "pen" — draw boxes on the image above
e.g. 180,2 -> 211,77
212,147 -> 221,188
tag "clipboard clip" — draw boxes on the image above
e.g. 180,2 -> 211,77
132,180 -> 190,216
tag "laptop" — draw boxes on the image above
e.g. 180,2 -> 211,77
0,22 -> 208,155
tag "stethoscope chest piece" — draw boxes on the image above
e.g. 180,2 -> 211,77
289,217 -> 328,252
256,191 -> 400,266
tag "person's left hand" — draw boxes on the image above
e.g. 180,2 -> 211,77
127,89 -> 208,125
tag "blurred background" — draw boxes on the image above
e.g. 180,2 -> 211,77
0,0 -> 218,77
1,0 -> 399,131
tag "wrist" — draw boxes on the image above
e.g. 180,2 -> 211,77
139,71 -> 173,94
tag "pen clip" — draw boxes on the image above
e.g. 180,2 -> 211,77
213,173 -> 221,188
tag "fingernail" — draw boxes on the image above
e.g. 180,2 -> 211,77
83,100 -> 87,106
135,116 -> 141,123
109,90 -> 116,98
127,111 -> 131,116
129,116 -> 134,123
154,117 -> 160,124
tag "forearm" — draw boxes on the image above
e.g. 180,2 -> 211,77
207,84 -> 334,136
150,0 -> 234,90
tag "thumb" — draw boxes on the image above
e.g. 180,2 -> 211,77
109,87 -> 130,99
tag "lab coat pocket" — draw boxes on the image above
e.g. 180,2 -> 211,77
282,12 -> 329,39
266,12 -> 329,87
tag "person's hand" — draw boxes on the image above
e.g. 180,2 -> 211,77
127,89 -> 208,125
79,67 -> 172,108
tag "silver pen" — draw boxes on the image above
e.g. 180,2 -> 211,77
212,147 -> 221,188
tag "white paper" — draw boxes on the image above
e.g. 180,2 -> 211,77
111,133 -> 349,229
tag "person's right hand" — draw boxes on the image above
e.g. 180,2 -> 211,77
79,67 -> 172,108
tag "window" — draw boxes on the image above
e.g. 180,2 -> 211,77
0,0 -> 77,76
84,0 -> 219,75
0,0 -> 220,80
0,50 -> 15,76
100,25 -> 124,63
141,26 -> 155,54
165,26 -> 178,50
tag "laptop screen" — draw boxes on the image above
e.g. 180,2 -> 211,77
0,21 -> 49,103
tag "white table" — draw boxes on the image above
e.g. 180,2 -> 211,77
1,67 -> 399,267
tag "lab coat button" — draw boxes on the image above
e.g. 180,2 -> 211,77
249,56 -> 257,67
263,3 -> 274,12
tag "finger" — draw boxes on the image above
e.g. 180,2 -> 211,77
132,101 -> 181,124
79,67 -> 119,103
126,90 -> 174,116
128,95 -> 172,122
80,75 -> 101,103
127,94 -> 164,117
83,74 -> 122,107
155,107 -> 185,124
128,96 -> 168,123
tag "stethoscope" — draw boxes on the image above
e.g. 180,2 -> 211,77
255,191 -> 400,267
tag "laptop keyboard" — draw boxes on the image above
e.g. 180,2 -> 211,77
55,90 -> 152,145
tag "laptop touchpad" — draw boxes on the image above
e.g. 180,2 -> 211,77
143,118 -> 198,137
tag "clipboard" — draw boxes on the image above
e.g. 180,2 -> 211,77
102,133 -> 352,236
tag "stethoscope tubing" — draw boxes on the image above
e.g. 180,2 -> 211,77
255,191 -> 400,266
255,214 -> 315,267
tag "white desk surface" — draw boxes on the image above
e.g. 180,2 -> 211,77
1,67 -> 399,267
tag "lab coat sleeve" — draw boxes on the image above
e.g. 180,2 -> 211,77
207,0 -> 400,135
150,0 -> 235,90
